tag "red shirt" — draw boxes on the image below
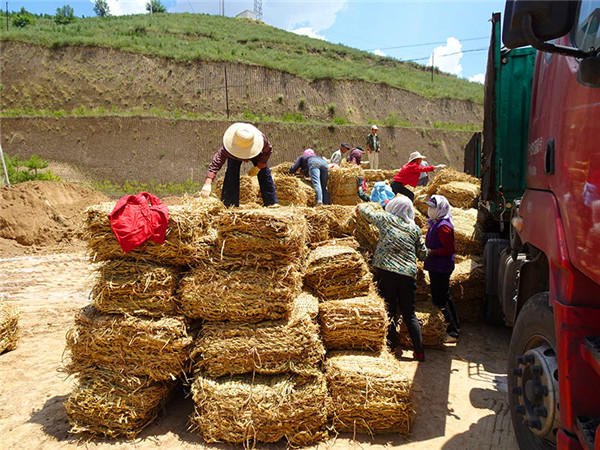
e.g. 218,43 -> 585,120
393,161 -> 435,187
429,224 -> 455,256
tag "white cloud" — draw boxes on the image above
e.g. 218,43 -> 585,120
428,37 -> 463,76
469,73 -> 485,84
93,0 -> 147,16
291,27 -> 326,40
271,0 -> 347,33
373,49 -> 387,57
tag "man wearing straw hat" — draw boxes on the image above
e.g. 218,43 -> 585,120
200,122 -> 278,207
391,151 -> 446,202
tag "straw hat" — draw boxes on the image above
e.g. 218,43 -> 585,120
223,123 -> 263,160
371,125 -> 378,130
408,151 -> 426,162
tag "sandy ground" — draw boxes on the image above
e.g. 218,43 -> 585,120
0,249 -> 517,450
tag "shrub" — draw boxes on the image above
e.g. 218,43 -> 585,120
298,97 -> 306,110
12,8 -> 35,28
93,0 -> 110,17
146,0 -> 167,13
54,5 -> 75,25
2,154 -> 61,185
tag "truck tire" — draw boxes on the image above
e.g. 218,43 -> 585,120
507,292 -> 559,449
483,238 -> 509,325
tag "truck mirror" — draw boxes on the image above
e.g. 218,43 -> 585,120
502,0 -> 577,49
577,56 -> 600,88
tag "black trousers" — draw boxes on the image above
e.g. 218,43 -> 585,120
378,269 -> 423,353
429,271 -> 460,336
390,181 -> 415,202
221,158 -> 277,207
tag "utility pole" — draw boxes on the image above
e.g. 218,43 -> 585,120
253,0 -> 262,21
431,52 -> 434,82
6,2 -> 9,31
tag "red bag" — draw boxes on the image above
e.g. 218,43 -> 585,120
108,192 -> 169,253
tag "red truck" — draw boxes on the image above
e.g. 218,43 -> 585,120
481,1 -> 600,448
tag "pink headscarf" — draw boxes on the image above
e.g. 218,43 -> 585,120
303,148 -> 316,156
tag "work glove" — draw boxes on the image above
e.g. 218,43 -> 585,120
435,164 -> 447,170
200,184 -> 212,197
248,166 -> 260,177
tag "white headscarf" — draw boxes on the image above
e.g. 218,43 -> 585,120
426,194 -> 453,226
385,195 -> 415,225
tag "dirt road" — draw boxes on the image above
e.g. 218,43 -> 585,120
0,250 -> 516,449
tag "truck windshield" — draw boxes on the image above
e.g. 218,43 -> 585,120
573,2 -> 600,52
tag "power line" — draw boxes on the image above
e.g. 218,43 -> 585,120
367,36 -> 489,52
407,47 -> 488,63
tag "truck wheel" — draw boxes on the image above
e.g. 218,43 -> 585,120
507,292 -> 559,449
483,238 -> 509,325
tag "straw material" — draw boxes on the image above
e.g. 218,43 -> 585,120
325,350 -> 414,435
65,305 -> 192,381
64,369 -> 176,438
91,260 -> 180,317
319,205 -> 356,237
363,169 -> 397,183
397,301 -> 447,349
353,203 -> 381,254
270,162 -> 293,175
414,208 -> 427,229
425,167 -> 480,197
437,181 -> 480,209
0,299 -> 19,353
212,175 -> 260,205
85,198 -> 222,266
215,207 -> 307,267
310,236 -> 361,251
451,255 -> 485,323
298,207 -> 330,244
319,294 -> 388,352
191,372 -> 329,446
451,207 -> 484,255
272,174 -> 309,206
191,297 -> 325,377
304,245 -> 372,300
177,264 -> 302,322
328,165 -> 364,204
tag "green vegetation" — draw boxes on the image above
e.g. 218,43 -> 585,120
54,5 -> 75,25
92,178 -> 200,197
2,153 -> 61,184
0,13 -> 483,103
432,121 -> 482,132
12,8 -> 35,28
146,1 -> 167,14
93,0 -> 110,17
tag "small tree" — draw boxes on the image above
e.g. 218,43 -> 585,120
12,8 -> 35,27
54,5 -> 75,24
93,0 -> 110,17
145,0 -> 167,13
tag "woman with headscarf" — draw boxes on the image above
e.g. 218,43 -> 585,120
424,195 -> 460,342
289,149 -> 330,205
357,196 -> 428,361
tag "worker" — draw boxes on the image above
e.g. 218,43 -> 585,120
330,143 -> 350,166
417,160 -> 430,186
424,195 -> 460,343
348,146 -> 364,165
356,178 -> 395,207
366,124 -> 381,169
289,149 -> 330,205
357,196 -> 428,362
391,151 -> 446,201
200,122 -> 277,207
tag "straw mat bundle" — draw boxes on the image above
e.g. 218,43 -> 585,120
325,350 -> 414,435
397,302 -> 446,349
91,260 -> 180,317
272,174 -> 309,206
318,205 -> 356,237
212,175 -> 260,205
65,305 -> 192,381
451,255 -> 485,322
192,297 -> 325,377
425,167 -> 480,197
451,207 -> 483,255
319,294 -> 387,352
0,299 -> 19,353
298,206 -> 330,243
191,372 -> 329,446
437,181 -> 480,209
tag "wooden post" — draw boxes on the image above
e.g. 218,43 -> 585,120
224,66 -> 230,119
0,143 -> 11,188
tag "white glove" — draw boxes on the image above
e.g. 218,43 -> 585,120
248,166 -> 260,177
435,164 -> 447,170
200,184 -> 212,197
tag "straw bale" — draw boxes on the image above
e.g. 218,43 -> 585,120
304,245 -> 372,300
353,203 -> 381,253
415,262 -> 429,302
451,255 -> 485,323
65,305 -> 192,381
212,175 -> 260,205
85,199 -> 222,266
272,174 -> 309,206
64,369 -> 176,438
91,260 -> 180,317
178,264 -> 302,322
319,294 -> 388,352
451,207 -> 484,255
296,290 -> 320,320
325,350 -> 414,435
363,169 -> 396,183
397,302 -> 447,349
215,207 -> 307,266
191,297 -> 325,377
271,162 -> 293,175
437,181 -> 480,209
318,205 -> 356,237
298,206 -> 330,243
0,299 -> 19,353
425,167 -> 480,196
310,236 -> 361,250
328,165 -> 364,200
191,372 -> 329,446
414,208 -> 427,229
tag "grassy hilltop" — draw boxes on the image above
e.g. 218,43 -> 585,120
0,12 -> 484,103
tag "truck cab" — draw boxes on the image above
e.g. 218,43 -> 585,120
481,1 -> 600,448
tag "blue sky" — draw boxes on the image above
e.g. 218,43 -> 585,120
7,0 -> 508,82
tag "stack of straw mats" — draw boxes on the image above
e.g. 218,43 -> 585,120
215,207 -> 307,266
328,165 -> 364,205
325,351 -> 414,435
319,293 -> 387,352
451,255 -> 485,322
298,206 -> 330,244
0,299 -> 19,353
85,197 -> 223,266
272,174 -> 315,206
212,175 -> 260,205
192,293 -> 324,377
304,244 -> 372,300
64,369 -> 176,438
91,260 -> 181,316
397,301 -> 447,349
191,372 -> 329,446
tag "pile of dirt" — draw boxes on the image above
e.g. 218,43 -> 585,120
0,181 -> 109,254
